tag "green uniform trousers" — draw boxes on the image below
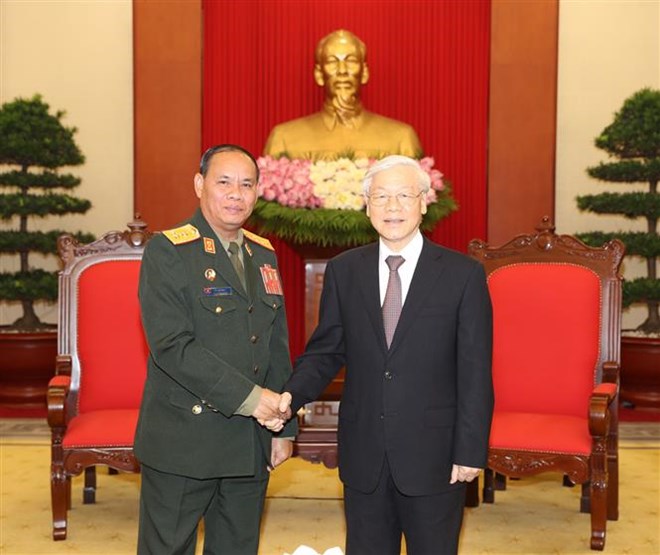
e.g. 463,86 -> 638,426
137,461 -> 269,555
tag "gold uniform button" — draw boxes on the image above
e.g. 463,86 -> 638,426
250,335 -> 258,343
192,404 -> 203,415
272,303 -> 277,309
215,306 -> 223,314
253,365 -> 259,374
248,305 -> 254,313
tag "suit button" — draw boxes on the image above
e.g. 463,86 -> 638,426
250,335 -> 258,343
253,365 -> 259,374
192,404 -> 202,415
384,371 -> 393,380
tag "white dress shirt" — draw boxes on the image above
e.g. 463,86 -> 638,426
378,231 -> 424,307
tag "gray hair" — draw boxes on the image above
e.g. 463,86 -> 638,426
362,155 -> 430,195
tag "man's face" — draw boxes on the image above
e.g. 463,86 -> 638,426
316,34 -> 368,105
194,151 -> 258,240
366,165 -> 427,252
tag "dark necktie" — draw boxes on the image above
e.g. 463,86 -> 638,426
227,242 -> 246,290
383,255 -> 405,348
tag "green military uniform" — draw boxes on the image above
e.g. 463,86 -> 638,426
134,208 -> 297,554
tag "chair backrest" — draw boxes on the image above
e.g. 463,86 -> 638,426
57,219 -> 153,416
469,217 -> 624,417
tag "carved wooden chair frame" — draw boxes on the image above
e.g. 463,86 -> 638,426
467,217 -> 624,550
48,219 -> 152,540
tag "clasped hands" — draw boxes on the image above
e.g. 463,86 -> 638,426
252,390 -> 293,432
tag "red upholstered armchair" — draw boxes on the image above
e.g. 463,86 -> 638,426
47,219 -> 152,540
467,217 -> 624,551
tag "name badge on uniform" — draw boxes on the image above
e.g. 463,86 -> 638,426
260,264 -> 283,295
203,286 -> 233,297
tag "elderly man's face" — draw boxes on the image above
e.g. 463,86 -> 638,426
317,34 -> 367,104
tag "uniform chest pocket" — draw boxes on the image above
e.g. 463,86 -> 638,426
198,296 -> 237,316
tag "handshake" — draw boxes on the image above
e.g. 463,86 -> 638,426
252,389 -> 293,432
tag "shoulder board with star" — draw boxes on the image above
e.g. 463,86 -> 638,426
243,229 -> 274,251
162,224 -> 200,245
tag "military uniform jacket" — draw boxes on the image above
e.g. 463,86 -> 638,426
134,209 -> 297,479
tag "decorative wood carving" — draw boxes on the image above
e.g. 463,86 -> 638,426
466,217 -> 622,552
48,219 -> 154,541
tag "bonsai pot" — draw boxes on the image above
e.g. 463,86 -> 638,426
0,328 -> 57,409
621,335 -> 660,410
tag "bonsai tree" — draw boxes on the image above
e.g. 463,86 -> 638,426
577,88 -> 660,334
0,94 -> 94,330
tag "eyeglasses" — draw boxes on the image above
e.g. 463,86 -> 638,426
367,191 -> 424,207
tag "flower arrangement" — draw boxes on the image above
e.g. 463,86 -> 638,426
249,155 -> 456,247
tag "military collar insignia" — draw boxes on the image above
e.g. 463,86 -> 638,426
203,237 -> 216,254
162,224 -> 200,245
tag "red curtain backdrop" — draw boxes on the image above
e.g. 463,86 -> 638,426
202,0 -> 491,359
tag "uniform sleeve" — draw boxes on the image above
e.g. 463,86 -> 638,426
139,236 -> 255,417
453,262 -> 494,468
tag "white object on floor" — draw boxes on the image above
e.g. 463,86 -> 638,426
285,546 -> 344,555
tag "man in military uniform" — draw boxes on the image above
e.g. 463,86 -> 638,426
134,144 -> 296,555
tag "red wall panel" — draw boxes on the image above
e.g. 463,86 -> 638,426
202,0 -> 491,358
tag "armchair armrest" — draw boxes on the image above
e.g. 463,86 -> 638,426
601,360 -> 619,386
588,381 -> 617,437
47,375 -> 71,429
55,354 -> 72,376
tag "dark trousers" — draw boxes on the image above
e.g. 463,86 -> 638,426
137,463 -> 269,555
344,458 -> 466,555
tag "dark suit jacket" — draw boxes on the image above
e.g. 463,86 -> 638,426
134,209 -> 297,479
286,238 -> 493,496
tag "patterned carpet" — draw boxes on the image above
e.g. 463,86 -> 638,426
1,419 -> 658,555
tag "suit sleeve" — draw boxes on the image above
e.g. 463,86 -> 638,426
138,235 -> 255,417
285,260 -> 347,413
453,262 -> 494,468
263,274 -> 298,437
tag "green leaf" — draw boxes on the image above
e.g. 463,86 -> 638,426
0,94 -> 85,169
0,193 -> 92,219
594,88 -> 660,159
576,192 -> 659,219
623,278 -> 660,307
0,230 -> 95,255
0,270 -> 58,302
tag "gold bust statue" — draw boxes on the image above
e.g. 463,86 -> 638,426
264,29 -> 423,160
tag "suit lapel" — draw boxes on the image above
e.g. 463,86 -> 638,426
358,244 -> 389,353
388,239 -> 446,354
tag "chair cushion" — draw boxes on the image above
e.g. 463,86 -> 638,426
77,260 -> 148,413
490,411 -> 592,455
62,409 -> 139,448
488,263 -> 601,418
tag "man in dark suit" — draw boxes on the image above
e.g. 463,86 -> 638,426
134,144 -> 297,555
276,155 -> 493,555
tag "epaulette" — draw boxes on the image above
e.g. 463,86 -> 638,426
243,229 -> 274,251
162,224 -> 200,245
